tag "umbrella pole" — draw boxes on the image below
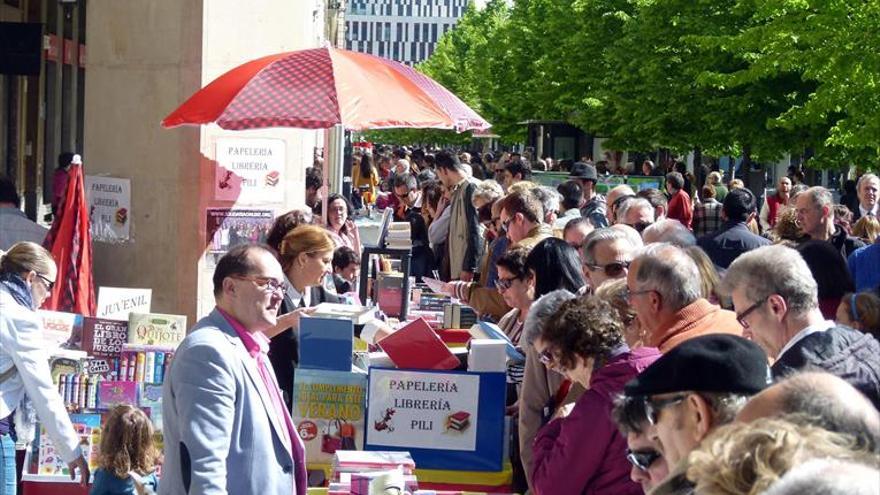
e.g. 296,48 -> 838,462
324,124 -> 346,221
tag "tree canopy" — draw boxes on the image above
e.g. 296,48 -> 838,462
366,0 -> 879,169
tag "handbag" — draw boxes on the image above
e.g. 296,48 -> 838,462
321,418 -> 343,454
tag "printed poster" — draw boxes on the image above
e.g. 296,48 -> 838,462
85,175 -> 131,242
205,208 -> 274,267
37,310 -> 82,352
96,286 -> 152,320
292,369 -> 367,465
367,369 -> 480,451
214,137 -> 285,203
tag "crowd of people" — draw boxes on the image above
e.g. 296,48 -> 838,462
1,144 -> 879,495
304,148 -> 880,494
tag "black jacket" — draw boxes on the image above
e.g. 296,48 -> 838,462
268,285 -> 340,410
772,325 -> 880,410
830,224 -> 866,258
697,221 -> 771,269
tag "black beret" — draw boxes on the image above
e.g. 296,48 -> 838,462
624,334 -> 771,396
569,162 -> 598,181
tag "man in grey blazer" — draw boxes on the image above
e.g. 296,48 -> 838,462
161,244 -> 307,494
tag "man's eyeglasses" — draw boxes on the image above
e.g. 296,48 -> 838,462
37,273 -> 55,291
736,297 -> 768,329
501,217 -> 512,233
644,394 -> 689,425
586,260 -> 631,278
626,449 -> 662,472
232,275 -> 285,294
622,286 -> 653,302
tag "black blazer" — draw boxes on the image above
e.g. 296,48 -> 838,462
269,285 -> 340,410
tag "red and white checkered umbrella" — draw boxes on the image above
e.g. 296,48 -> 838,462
162,47 -> 490,132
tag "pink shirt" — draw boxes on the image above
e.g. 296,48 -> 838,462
217,308 -> 297,461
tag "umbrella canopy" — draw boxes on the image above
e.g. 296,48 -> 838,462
43,163 -> 96,316
162,47 -> 490,132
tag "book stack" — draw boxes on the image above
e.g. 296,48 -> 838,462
385,222 -> 412,250
331,450 -> 416,482
446,411 -> 471,432
442,303 -> 478,329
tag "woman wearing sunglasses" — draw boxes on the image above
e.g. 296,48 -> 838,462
1,242 -> 90,494
531,295 -> 660,495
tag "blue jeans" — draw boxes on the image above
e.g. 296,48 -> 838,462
0,433 -> 15,495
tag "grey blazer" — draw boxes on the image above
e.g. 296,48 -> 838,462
160,309 -> 307,495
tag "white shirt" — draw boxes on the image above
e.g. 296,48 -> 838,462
859,204 -> 878,218
777,319 -> 836,360
285,280 -> 311,308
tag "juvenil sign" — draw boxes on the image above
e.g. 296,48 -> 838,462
96,287 -> 152,320
214,138 -> 285,203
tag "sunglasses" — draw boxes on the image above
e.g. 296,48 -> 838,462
495,276 -> 519,292
37,273 -> 55,291
537,348 -> 566,372
626,449 -> 662,472
586,260 -> 631,277
644,394 -> 689,425
736,297 -> 768,329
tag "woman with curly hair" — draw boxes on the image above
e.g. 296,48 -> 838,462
530,296 -> 661,495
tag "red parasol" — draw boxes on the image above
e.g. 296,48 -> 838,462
161,47 -> 490,132
43,162 -> 96,315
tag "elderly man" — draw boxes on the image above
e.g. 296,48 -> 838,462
795,186 -> 864,257
637,188 -> 669,222
759,176 -> 793,231
641,219 -> 696,246
582,228 -> 643,292
697,188 -> 770,269
737,371 -> 880,452
606,184 -> 636,225
617,197 -> 655,234
722,244 -> 880,408
623,334 -> 771,495
852,173 -> 879,221
626,243 -> 741,352
562,216 -> 594,252
162,245 -> 306,495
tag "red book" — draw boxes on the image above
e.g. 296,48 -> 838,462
377,318 -> 460,370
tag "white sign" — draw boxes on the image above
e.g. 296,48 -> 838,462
85,175 -> 131,242
96,287 -> 152,320
215,138 -> 285,203
367,369 -> 480,451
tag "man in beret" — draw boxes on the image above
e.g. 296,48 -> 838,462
623,334 -> 772,495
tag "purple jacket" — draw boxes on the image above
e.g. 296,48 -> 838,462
532,347 -> 661,495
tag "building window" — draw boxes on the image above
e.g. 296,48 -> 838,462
431,23 -> 437,42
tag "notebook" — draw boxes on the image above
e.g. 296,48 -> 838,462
377,317 -> 459,370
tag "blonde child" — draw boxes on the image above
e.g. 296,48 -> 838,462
90,405 -> 158,495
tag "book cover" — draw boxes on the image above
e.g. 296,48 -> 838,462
291,369 -> 367,466
310,302 -> 374,325
468,322 -> 525,362
81,317 -> 128,358
127,312 -> 187,348
298,316 -> 354,372
98,380 -> 139,408
37,310 -> 83,351
139,383 -> 164,432
377,318 -> 459,370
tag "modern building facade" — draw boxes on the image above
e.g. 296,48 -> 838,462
345,0 -> 469,65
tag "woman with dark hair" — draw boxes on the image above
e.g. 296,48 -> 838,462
525,237 -> 586,297
531,296 -> 660,495
324,193 -> 361,255
797,240 -> 856,319
351,153 -> 379,204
